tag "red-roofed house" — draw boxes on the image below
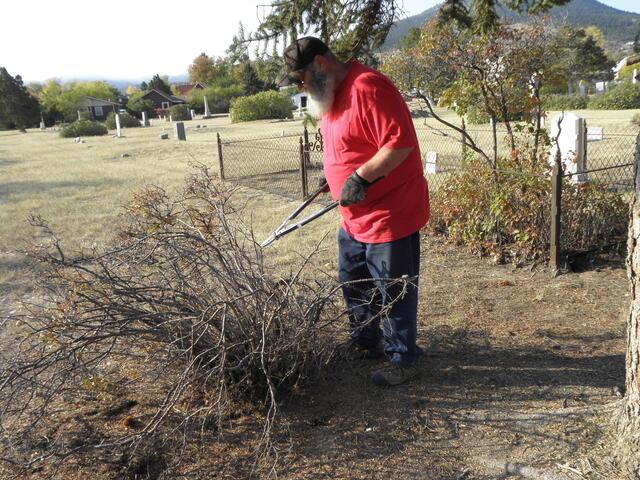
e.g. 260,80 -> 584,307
174,82 -> 207,96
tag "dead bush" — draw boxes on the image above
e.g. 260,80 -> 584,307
0,165 -> 356,478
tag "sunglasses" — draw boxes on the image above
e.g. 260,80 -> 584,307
286,68 -> 308,87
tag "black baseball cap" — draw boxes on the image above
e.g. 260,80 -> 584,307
277,36 -> 330,87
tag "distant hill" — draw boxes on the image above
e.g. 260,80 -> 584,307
382,0 -> 640,50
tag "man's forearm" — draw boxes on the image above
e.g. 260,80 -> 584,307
355,146 -> 414,183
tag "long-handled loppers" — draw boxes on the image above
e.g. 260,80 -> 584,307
260,183 -> 338,248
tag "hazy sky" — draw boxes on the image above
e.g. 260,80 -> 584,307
3,0 -> 640,83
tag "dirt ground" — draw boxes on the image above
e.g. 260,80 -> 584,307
258,236 -> 629,480
0,233 -> 630,480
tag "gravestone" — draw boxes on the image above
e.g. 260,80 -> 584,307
424,151 -> 438,174
115,114 -> 122,137
203,96 -> 211,118
159,133 -> 169,140
634,69 -> 638,85
190,109 -> 195,120
548,112 -> 587,183
173,122 -> 186,141
169,115 -> 173,123
595,81 -> 607,94
587,126 -> 603,141
579,84 -> 587,96
141,112 -> 150,127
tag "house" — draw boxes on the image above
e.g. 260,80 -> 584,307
139,89 -> 185,110
289,92 -> 308,109
174,82 -> 207,96
76,96 -> 120,121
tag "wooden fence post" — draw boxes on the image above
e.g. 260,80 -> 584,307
216,133 -> 225,180
550,158 -> 562,272
299,137 -> 308,199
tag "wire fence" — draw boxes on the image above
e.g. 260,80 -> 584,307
217,122 -> 639,261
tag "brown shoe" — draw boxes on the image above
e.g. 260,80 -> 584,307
370,363 -> 420,386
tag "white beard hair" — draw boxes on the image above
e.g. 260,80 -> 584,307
306,70 -> 336,119
307,93 -> 333,119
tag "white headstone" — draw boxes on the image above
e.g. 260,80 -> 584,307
634,69 -> 638,85
579,84 -> 587,96
115,114 -> 122,137
141,111 -> 149,127
169,115 -> 173,123
190,109 -> 195,119
203,96 -> 211,118
595,81 -> 606,94
548,112 -> 587,183
424,151 -> 438,175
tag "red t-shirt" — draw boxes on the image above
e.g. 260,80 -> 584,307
322,61 -> 429,243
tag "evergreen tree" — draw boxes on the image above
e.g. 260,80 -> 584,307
399,26 -> 422,49
0,67 -> 41,130
147,74 -> 172,95
140,81 -> 148,90
252,0 -> 574,60
634,29 -> 640,54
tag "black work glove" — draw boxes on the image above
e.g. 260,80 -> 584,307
339,171 -> 375,207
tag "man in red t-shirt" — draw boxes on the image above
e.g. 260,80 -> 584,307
278,37 -> 429,386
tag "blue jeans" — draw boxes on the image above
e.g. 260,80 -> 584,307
338,227 -> 423,367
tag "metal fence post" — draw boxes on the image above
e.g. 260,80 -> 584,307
550,158 -> 562,272
461,117 -> 467,157
299,137 -> 308,199
216,133 -> 225,180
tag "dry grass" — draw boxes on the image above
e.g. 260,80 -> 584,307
1,107 -> 637,297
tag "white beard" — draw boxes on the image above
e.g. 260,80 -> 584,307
307,92 -> 334,119
306,70 -> 336,119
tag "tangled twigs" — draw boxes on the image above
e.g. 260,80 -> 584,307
0,164 -> 415,479
0,165 -> 347,478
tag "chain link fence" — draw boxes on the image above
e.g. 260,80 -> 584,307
216,123 -> 639,261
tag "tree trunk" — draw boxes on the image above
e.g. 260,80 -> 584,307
614,134 -> 640,476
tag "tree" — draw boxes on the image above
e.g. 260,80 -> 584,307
125,85 -> 138,96
399,26 -> 421,49
439,0 -> 572,34
40,81 -> 120,122
549,26 -> 614,93
0,67 -> 41,130
232,62 -> 263,96
382,20 -> 559,168
126,91 -> 155,115
634,29 -> 640,54
253,0 -> 399,62
251,0 -> 574,65
615,145 -> 640,476
188,53 -> 216,84
584,25 -> 606,49
147,74 -> 172,95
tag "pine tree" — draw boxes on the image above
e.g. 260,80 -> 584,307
147,74 -> 172,95
0,67 -> 41,130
